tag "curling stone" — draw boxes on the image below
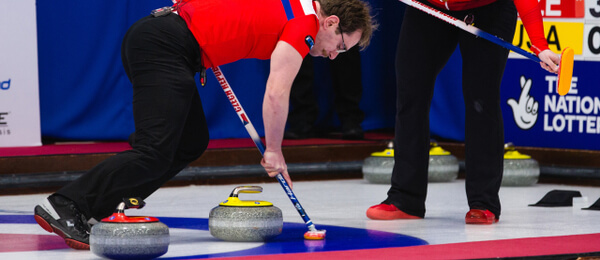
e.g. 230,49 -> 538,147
502,143 -> 540,186
90,198 -> 169,260
362,141 -> 459,184
209,186 -> 283,242
362,141 -> 395,184
427,142 -> 459,182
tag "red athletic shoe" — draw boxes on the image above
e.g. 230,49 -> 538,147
366,203 -> 422,220
465,209 -> 499,224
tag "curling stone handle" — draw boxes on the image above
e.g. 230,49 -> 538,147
230,186 -> 263,198
115,202 -> 126,214
114,198 -> 146,213
504,142 -> 516,151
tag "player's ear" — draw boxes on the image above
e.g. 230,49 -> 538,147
325,15 -> 339,28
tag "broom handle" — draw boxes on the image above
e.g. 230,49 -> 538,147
397,0 -> 541,63
212,66 -> 317,231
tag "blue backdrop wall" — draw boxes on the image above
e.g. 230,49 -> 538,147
36,0 -> 405,141
36,1 -> 599,151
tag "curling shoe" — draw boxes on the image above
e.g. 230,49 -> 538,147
366,202 -> 422,220
34,195 -> 91,250
465,209 -> 499,224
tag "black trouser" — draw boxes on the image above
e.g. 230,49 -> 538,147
387,0 -> 517,218
287,46 -> 364,131
57,13 -> 208,220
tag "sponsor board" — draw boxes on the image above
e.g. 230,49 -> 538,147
0,0 -> 41,147
502,59 -> 599,150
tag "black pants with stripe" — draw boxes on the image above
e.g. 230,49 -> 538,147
386,0 -> 517,218
57,13 -> 208,220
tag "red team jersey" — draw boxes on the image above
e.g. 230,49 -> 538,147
176,0 -> 319,68
427,0 -> 496,10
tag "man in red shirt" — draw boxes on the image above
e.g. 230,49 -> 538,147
34,0 -> 376,249
367,0 -> 559,224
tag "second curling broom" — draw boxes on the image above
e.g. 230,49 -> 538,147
396,0 -> 575,96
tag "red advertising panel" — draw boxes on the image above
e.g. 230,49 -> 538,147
538,0 -> 585,18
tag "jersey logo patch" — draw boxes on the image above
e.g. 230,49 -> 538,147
305,35 -> 314,50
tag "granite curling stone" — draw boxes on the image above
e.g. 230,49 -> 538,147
209,186 -> 283,242
90,198 -> 169,260
362,141 -> 395,184
362,141 -> 459,184
427,142 -> 459,182
502,143 -> 540,186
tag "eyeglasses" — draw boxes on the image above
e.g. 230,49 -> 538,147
336,23 -> 348,53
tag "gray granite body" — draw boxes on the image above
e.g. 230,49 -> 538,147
428,155 -> 459,182
362,155 -> 459,184
209,205 -> 282,242
90,221 -> 169,259
502,158 -> 540,186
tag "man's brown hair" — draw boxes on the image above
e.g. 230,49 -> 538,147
316,0 -> 378,50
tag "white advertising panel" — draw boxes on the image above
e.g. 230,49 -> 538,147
0,0 -> 42,147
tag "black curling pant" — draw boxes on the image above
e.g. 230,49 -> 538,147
386,0 -> 517,218
56,13 -> 209,220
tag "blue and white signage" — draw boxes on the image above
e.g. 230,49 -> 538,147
0,0 -> 42,147
502,59 -> 600,150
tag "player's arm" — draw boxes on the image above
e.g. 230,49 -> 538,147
514,0 -> 559,73
260,40 -> 303,188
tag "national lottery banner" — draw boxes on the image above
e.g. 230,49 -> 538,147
501,0 -> 600,150
0,0 -> 42,147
